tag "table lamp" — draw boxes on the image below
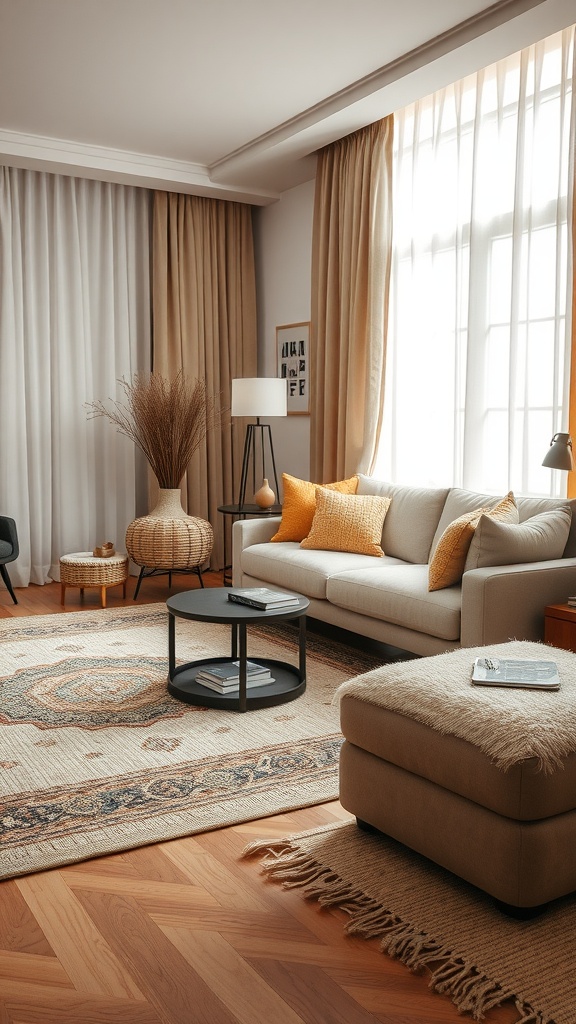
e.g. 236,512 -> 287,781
231,377 -> 287,508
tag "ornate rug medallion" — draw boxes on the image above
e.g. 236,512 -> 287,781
0,656 -> 187,729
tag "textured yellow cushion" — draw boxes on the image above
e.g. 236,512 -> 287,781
300,488 -> 391,555
428,491 -> 518,591
271,473 -> 358,542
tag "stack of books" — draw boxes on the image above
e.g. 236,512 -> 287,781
196,660 -> 274,693
568,595 -> 576,608
228,587 -> 300,610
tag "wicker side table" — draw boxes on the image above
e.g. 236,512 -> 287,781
60,552 -> 129,608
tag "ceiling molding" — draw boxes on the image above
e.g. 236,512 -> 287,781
1,0 -> 572,202
210,0 -> 545,183
0,129 -> 280,205
211,0 -> 574,193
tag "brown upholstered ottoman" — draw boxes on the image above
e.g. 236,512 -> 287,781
338,640 -> 576,909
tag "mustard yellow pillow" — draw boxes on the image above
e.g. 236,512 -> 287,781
271,473 -> 358,542
300,488 -> 391,556
428,491 -> 518,591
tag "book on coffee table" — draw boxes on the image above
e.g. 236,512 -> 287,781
196,660 -> 274,693
196,660 -> 272,684
471,657 -> 560,690
196,673 -> 274,693
227,587 -> 300,610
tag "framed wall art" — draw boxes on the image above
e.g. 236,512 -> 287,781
276,322 -> 310,415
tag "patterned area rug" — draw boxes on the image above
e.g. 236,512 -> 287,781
0,604 -> 383,879
245,820 -> 576,1024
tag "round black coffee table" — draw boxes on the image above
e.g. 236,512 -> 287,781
166,588 -> 309,712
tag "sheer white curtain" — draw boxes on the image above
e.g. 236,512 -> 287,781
0,168 -> 151,586
374,26 -> 575,498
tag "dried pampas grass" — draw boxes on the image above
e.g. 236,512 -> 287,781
87,372 -> 223,488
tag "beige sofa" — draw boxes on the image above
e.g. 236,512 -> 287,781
232,475 -> 576,656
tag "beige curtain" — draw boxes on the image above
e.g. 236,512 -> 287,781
152,192 -> 257,568
310,117 -> 394,482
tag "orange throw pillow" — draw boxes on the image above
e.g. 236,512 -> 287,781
428,491 -> 518,591
271,473 -> 359,542
300,489 -> 391,555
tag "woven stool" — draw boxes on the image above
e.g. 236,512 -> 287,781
60,551 -> 128,608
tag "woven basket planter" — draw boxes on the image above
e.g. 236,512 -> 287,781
125,489 -> 213,570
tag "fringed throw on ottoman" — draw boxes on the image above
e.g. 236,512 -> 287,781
337,639 -> 576,909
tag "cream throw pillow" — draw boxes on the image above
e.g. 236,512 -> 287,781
428,491 -> 518,591
465,506 -> 572,570
300,488 -> 391,556
271,473 -> 358,543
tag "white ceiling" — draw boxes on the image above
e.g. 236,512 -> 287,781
0,0 -> 574,204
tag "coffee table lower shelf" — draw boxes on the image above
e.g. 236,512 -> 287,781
168,656 -> 305,711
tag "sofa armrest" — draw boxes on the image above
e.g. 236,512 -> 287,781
461,559 -> 576,646
232,516 -> 281,586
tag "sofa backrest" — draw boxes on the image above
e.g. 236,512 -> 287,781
356,475 -> 449,563
431,486 -> 576,558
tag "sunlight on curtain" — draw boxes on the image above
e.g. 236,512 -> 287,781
0,168 -> 150,585
373,26 -> 575,498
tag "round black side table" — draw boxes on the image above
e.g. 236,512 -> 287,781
167,588 -> 308,713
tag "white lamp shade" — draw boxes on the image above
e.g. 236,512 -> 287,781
231,377 -> 287,418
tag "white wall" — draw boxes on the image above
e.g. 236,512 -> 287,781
253,177 -> 315,493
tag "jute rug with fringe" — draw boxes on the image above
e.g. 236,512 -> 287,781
245,820 -> 575,1024
0,603 -> 382,880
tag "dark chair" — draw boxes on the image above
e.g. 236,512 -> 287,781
0,516 -> 19,604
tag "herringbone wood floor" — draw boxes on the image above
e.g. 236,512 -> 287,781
0,572 -> 517,1023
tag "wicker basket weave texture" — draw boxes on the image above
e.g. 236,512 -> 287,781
126,516 -> 213,569
125,488 -> 213,570
60,553 -> 128,588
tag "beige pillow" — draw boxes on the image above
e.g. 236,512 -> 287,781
428,491 -> 518,591
271,473 -> 358,543
465,506 -> 572,570
300,488 -> 391,556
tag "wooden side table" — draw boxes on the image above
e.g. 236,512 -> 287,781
544,603 -> 576,653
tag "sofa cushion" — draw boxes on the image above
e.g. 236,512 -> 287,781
432,487 -> 576,558
326,563 -> 461,641
431,489 -> 507,553
429,491 -> 518,591
465,506 -> 572,570
356,475 -> 449,563
270,473 -> 358,543
300,489 -> 391,556
516,495 -> 576,557
240,541 -> 405,600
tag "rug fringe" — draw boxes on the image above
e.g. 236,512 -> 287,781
243,837 -> 552,1024
512,1002 -> 547,1024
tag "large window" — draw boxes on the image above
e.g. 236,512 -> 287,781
374,27 -> 575,497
